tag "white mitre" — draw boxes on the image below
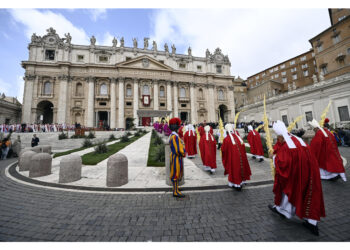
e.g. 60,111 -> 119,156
308,119 -> 328,137
273,120 -> 296,149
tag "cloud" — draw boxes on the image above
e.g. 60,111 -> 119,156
99,31 -> 114,46
88,9 -> 107,22
0,78 -> 12,96
150,9 -> 330,78
9,9 -> 90,45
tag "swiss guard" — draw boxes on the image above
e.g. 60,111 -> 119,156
169,117 -> 186,198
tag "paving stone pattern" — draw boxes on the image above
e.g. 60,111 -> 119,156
0,147 -> 349,242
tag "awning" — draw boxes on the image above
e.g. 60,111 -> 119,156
137,110 -> 172,117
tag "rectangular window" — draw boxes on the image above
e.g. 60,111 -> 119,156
282,77 -> 287,83
99,102 -> 107,106
179,63 -> 186,69
281,71 -> 286,76
160,103 -> 165,107
312,52 -> 315,57
126,57 -> 132,61
271,75 -> 274,80
292,74 -> 298,80
317,45 -> 323,53
45,50 -> 55,60
126,102 -> 132,106
303,70 -> 309,77
333,35 -> 340,44
280,64 -> 285,69
77,55 -> 84,61
338,106 -> 350,121
197,65 -> 202,71
338,16 -> 346,21
290,60 -> 295,65
126,88 -> 132,97
291,67 -> 297,73
321,66 -> 328,75
181,104 -> 187,108
347,48 -> 350,54
255,76 -> 259,80
99,56 -> 108,62
262,72 -> 266,77
274,66 -> 278,71
216,65 -> 222,73
300,56 -> 307,61
269,69 -> 274,73
282,115 -> 288,126
302,64 -> 308,69
275,74 -> 279,78
159,60 -> 164,64
305,111 -> 313,122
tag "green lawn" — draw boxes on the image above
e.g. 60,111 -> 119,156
81,132 -> 148,165
147,130 -> 165,167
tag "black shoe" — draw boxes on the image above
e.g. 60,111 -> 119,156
173,193 -> 186,198
329,175 -> 340,182
302,221 -> 319,236
234,186 -> 242,191
268,204 -> 286,219
258,158 -> 264,162
252,156 -> 256,159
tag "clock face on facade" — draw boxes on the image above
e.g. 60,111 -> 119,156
46,36 -> 56,44
215,54 -> 223,61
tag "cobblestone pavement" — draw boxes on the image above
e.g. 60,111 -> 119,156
0,147 -> 349,242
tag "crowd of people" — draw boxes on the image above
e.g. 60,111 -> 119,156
156,116 -> 347,236
0,123 -> 81,133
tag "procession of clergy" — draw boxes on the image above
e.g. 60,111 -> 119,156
163,101 -> 346,236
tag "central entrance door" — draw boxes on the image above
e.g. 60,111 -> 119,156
142,117 -> 151,126
180,112 -> 188,123
98,111 -> 108,129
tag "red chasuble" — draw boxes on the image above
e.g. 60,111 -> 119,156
184,130 -> 197,156
221,133 -> 251,185
273,137 -> 325,221
309,129 -> 345,174
247,130 -> 264,156
199,133 -> 217,169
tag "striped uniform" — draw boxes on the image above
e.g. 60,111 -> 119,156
169,132 -> 186,182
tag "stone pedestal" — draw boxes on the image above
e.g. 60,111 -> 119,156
165,138 -> 184,186
26,146 -> 41,153
29,153 -> 52,178
106,153 -> 128,187
19,151 -> 36,171
59,155 -> 82,183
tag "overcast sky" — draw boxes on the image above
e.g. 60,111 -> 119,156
0,5 -> 335,103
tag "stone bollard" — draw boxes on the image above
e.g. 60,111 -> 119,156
106,153 -> 128,187
29,153 -> 52,178
165,138 -> 184,186
29,146 -> 42,153
19,151 -> 37,171
41,145 -> 52,154
59,155 -> 82,183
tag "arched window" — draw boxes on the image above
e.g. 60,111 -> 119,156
143,85 -> 150,95
198,88 -> 203,99
76,82 -> 83,96
43,81 -> 52,95
180,87 -> 186,98
159,86 -> 165,97
100,83 -> 107,95
218,90 -> 224,100
126,84 -> 132,97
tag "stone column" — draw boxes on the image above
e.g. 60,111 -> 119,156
110,78 -> 117,129
133,78 -> 139,127
22,75 -> 35,123
228,86 -> 236,122
190,82 -> 197,124
166,81 -> 172,115
208,84 -> 215,122
57,75 -> 69,124
87,77 -> 95,127
173,81 -> 178,117
153,79 -> 159,110
118,78 -> 125,128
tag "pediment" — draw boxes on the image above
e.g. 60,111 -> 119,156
116,55 -> 173,71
